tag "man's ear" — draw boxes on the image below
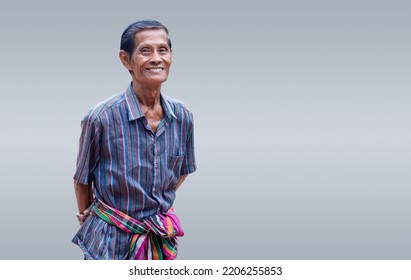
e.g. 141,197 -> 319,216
119,50 -> 132,70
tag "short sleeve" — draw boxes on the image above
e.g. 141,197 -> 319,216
73,115 -> 102,185
180,113 -> 197,175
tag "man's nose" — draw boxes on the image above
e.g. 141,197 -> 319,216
149,51 -> 161,63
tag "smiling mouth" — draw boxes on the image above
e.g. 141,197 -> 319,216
146,67 -> 164,72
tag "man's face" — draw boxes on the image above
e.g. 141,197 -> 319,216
124,29 -> 172,87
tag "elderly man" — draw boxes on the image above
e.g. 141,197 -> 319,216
72,19 -> 196,260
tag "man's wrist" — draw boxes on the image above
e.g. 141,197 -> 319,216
76,205 -> 92,225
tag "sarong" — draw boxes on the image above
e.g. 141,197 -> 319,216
92,200 -> 184,260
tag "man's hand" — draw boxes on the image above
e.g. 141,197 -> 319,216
74,181 -> 93,225
175,175 -> 188,190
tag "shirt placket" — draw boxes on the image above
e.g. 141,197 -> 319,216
152,133 -> 158,193
150,119 -> 168,212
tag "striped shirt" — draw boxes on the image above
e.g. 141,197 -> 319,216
72,83 -> 196,259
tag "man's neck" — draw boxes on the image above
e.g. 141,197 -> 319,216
132,82 -> 162,108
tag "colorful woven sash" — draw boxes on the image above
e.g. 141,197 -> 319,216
92,200 -> 184,260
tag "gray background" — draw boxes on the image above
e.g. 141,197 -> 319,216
0,0 -> 410,259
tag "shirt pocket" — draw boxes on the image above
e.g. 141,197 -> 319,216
168,155 -> 185,178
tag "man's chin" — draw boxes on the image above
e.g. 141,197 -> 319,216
135,75 -> 168,86
139,79 -> 168,88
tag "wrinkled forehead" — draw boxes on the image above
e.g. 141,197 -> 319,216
134,29 -> 170,47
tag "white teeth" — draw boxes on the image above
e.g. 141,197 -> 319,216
148,68 -> 163,72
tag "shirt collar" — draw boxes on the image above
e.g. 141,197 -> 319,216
161,95 -> 177,120
125,83 -> 177,121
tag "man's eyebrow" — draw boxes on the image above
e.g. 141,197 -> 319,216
138,43 -> 168,48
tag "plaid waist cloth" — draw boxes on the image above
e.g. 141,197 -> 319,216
92,200 -> 184,260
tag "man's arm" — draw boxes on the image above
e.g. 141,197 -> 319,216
74,181 -> 93,225
175,175 -> 188,191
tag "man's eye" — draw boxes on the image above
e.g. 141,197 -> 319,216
140,48 -> 150,54
159,48 -> 168,53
